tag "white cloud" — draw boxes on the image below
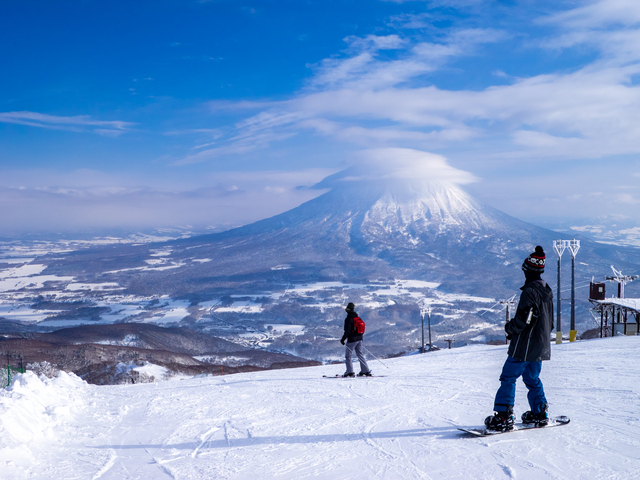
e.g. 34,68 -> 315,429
306,28 -> 506,91
163,0 -> 640,196
389,12 -> 436,30
543,0 -> 640,29
280,59 -> 640,160
346,34 -> 407,51
309,51 -> 378,89
541,0 -> 640,68
174,131 -> 298,166
299,118 -> 478,147
350,148 -> 478,185
164,128 -> 224,138
0,111 -> 134,135
0,168 -> 335,235
617,193 -> 639,204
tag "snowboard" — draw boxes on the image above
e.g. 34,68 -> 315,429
458,415 -> 570,437
322,374 -> 387,378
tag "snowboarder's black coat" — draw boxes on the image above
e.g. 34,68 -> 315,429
505,279 -> 554,362
341,310 -> 363,344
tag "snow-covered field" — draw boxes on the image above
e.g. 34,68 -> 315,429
2,336 -> 639,479
0,245 -> 496,327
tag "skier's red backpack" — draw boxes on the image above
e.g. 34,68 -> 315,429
352,316 -> 365,334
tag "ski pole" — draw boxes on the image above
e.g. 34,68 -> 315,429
362,345 -> 390,369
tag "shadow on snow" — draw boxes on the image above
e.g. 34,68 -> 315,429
96,427 -> 463,451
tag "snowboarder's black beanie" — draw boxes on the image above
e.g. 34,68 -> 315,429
522,245 -> 545,274
345,302 -> 355,312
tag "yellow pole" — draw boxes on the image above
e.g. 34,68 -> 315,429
569,330 -> 577,342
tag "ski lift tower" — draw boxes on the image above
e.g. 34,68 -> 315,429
499,295 -> 516,344
568,239 -> 580,342
553,239 -> 580,343
605,266 -> 639,324
419,301 -> 433,353
605,266 -> 638,300
553,240 -> 566,344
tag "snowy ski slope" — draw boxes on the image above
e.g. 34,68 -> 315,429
1,336 -> 639,479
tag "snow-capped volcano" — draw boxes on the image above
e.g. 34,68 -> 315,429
136,165 -> 568,299
239,162 -> 501,233
335,178 -> 496,246
366,181 -> 483,231
279,150 -> 495,246
43,153 -> 640,302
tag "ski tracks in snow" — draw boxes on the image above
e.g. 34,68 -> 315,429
91,449 -> 116,480
81,390 -> 178,480
497,462 -> 516,479
362,419 -> 432,480
191,426 -> 221,457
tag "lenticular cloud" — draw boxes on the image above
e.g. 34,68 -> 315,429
349,148 -> 478,185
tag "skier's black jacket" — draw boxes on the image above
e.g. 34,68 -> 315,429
341,310 -> 363,344
506,279 -> 554,362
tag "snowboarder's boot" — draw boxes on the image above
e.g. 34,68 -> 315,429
342,372 -> 355,378
357,371 -> 373,377
484,407 -> 515,432
521,403 -> 549,426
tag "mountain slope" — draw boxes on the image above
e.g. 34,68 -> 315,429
44,323 -> 246,354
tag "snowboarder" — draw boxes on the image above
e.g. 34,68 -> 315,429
340,302 -> 372,377
485,246 -> 555,432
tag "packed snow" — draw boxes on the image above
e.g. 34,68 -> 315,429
1,336 -> 639,479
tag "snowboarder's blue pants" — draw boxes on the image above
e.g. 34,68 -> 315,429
345,340 -> 370,374
494,356 -> 547,413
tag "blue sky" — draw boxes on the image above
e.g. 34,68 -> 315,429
1,0 -> 640,236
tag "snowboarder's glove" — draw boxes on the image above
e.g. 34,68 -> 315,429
340,339 -> 345,345
505,321 -> 513,340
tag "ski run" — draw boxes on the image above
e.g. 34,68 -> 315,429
1,336 -> 639,480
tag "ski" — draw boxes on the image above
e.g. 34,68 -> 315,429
458,416 -> 570,437
322,374 -> 387,378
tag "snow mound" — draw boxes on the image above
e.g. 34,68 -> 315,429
0,371 -> 88,472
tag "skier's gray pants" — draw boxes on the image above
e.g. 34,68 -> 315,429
345,340 -> 370,374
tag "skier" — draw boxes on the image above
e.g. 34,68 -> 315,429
485,246 -> 555,432
340,302 -> 372,377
